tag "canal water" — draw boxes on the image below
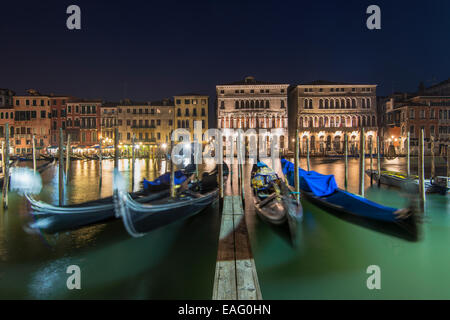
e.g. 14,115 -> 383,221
0,156 -> 449,299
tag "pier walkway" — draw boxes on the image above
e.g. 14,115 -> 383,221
212,163 -> 262,300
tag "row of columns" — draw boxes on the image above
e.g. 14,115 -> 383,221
219,114 -> 287,129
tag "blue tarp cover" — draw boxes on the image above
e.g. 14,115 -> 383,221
143,171 -> 186,189
281,158 -> 338,197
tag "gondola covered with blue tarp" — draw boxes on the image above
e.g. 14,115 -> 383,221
280,158 -> 418,238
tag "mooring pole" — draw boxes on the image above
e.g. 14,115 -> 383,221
271,135 -> 276,172
431,135 -> 435,179
407,132 -> 411,177
98,138 -> 103,189
32,134 -> 36,174
218,134 -> 224,199
359,128 -> 365,197
58,128 -> 64,206
114,128 -> 119,169
170,136 -> 176,198
419,129 -> 425,211
65,134 -> 70,182
344,133 -> 348,190
294,129 -> 300,203
377,135 -> 381,187
131,134 -> 136,191
1,141 -> 4,176
2,124 -> 10,208
306,136 -> 310,172
447,145 -> 450,178
369,138 -> 373,186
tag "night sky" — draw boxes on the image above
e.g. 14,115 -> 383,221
1,0 -> 449,103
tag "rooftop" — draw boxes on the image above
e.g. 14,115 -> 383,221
218,76 -> 287,86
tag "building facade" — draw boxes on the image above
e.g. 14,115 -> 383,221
174,94 -> 208,140
66,100 -> 101,146
12,92 -> 52,154
116,99 -> 175,151
0,89 -> 15,150
100,102 -> 118,145
216,76 -> 289,151
49,95 -> 72,146
289,81 -> 378,155
385,95 -> 450,155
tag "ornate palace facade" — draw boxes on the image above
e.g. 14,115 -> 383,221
216,76 -> 289,151
288,81 -> 378,154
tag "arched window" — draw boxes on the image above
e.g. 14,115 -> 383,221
245,101 -> 249,108
325,99 -> 329,109
241,101 -> 245,108
319,99 -> 324,109
336,99 -> 340,108
235,101 -> 239,109
341,99 -> 345,108
361,99 -> 366,108
256,100 -> 260,108
177,108 -> 181,116
299,117 -> 303,128
319,117 -> 324,127
250,100 -> 254,108
309,99 -> 313,109
330,117 -> 335,127
185,108 -> 189,116
330,99 -> 334,109
281,100 -> 285,108
367,98 -> 371,108
352,99 -> 356,108
266,101 -> 270,108
304,99 -> 308,108
346,99 -> 351,108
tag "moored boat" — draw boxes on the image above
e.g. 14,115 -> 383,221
281,158 -> 418,240
250,162 -> 302,243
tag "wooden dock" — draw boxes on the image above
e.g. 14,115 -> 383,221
212,193 -> 262,300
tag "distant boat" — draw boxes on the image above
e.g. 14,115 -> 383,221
366,169 -> 449,195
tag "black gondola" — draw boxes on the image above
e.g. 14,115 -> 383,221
250,162 -> 303,243
115,168 -> 226,237
27,164 -> 227,234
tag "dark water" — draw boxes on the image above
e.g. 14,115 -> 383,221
0,157 -> 449,299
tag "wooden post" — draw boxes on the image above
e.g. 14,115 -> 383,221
170,137 -> 176,198
419,129 -> 425,210
114,128 -> 119,169
32,134 -> 36,174
99,138 -> 103,189
369,138 -> 373,186
306,136 -> 310,172
2,124 -> 10,208
1,141 -> 4,176
431,135 -> 435,179
447,145 -> 450,178
377,135 -> 381,187
65,134 -> 70,182
271,135 -> 276,171
294,129 -> 300,203
131,134 -> 136,191
344,133 -> 348,190
407,132 -> 410,177
218,134 -> 224,199
59,128 -> 64,206
359,128 -> 365,197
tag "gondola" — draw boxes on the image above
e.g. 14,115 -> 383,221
26,164 -> 226,234
114,167 -> 225,237
366,169 -> 448,195
250,162 -> 302,243
281,158 -> 419,240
